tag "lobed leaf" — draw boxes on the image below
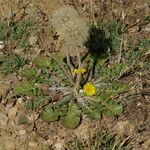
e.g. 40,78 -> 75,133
34,58 -> 51,68
99,96 -> 123,116
96,81 -> 129,97
23,68 -> 37,79
80,100 -> 102,120
26,97 -> 44,110
15,82 -> 40,96
60,103 -> 81,129
40,106 -> 59,122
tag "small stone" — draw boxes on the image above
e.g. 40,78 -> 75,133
137,102 -> 142,106
53,142 -> 65,150
17,98 -> 23,104
19,130 -> 26,136
0,41 -> 4,49
0,45 -> 4,49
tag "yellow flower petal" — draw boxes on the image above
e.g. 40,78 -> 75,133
73,68 -> 86,75
80,68 -> 86,74
83,83 -> 96,96
73,69 -> 79,74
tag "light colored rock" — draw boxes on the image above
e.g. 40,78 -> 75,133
17,98 -> 24,103
53,142 -> 65,150
19,130 -> 26,136
0,41 -> 4,49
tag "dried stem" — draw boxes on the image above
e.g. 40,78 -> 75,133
74,47 -> 82,92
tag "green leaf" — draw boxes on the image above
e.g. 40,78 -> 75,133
53,96 -> 70,117
99,96 -> 123,116
98,63 -> 128,80
96,81 -> 129,97
26,97 -> 44,110
0,21 -> 8,40
10,20 -> 34,39
23,68 -> 37,78
60,103 -> 81,129
0,54 -> 26,74
17,115 -> 28,125
40,106 -> 59,122
80,100 -> 102,120
15,82 -> 37,96
34,58 -> 51,68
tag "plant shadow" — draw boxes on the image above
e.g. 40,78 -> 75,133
84,25 -> 114,76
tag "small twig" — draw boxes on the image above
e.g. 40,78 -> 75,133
66,45 -> 73,79
74,47 -> 82,92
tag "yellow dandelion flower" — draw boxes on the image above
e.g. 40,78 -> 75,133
80,68 -> 86,74
83,83 -> 96,96
73,69 -> 79,74
73,68 -> 86,75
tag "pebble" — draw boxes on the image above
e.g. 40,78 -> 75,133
19,130 -> 26,136
0,41 -> 4,49
17,98 -> 23,104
